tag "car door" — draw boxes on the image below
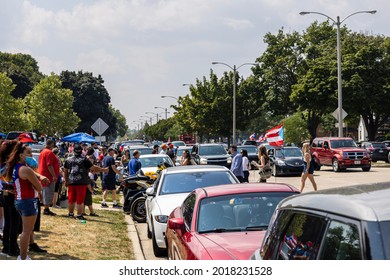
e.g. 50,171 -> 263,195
145,175 -> 162,230
320,140 -> 332,165
170,194 -> 196,260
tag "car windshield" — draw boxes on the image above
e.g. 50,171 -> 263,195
160,171 -> 237,195
139,156 -> 173,168
172,141 -> 186,147
330,140 -> 357,148
197,192 -> 295,233
275,148 -> 302,158
238,146 -> 258,154
372,143 -> 387,148
129,147 -> 153,155
199,145 -> 227,156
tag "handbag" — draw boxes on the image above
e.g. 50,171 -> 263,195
259,165 -> 272,179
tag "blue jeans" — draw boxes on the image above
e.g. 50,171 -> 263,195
14,198 -> 39,216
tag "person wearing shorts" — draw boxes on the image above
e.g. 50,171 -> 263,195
101,148 -> 123,208
64,144 -> 108,221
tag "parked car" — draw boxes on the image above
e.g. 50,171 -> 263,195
6,131 -> 38,142
311,137 -> 371,172
251,182 -> 390,260
166,183 -> 300,260
237,145 -> 259,169
145,165 -> 239,257
191,143 -> 232,167
267,146 -> 304,177
124,145 -> 154,156
138,154 -> 174,179
171,141 -> 186,147
175,146 -> 193,165
361,142 -> 389,163
241,140 -> 257,146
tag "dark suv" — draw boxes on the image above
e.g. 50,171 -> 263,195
251,182 -> 390,260
191,143 -> 232,167
361,142 -> 389,163
311,137 -> 371,172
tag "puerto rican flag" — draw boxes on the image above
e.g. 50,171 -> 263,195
265,125 -> 284,146
258,134 -> 265,142
249,133 -> 256,140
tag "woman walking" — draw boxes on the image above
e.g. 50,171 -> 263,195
241,149 -> 250,183
6,143 -> 44,260
258,145 -> 271,183
300,143 -> 318,192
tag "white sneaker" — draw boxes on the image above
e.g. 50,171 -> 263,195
17,255 -> 31,260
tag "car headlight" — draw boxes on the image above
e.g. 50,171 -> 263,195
154,215 -> 169,223
340,151 -> 348,158
276,160 -> 286,166
199,157 -> 208,164
227,157 -> 232,164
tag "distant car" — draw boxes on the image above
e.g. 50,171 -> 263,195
241,140 -> 257,146
6,131 -> 38,142
145,165 -> 239,257
191,143 -> 232,167
171,141 -> 186,147
361,142 -> 389,163
138,154 -> 174,179
251,182 -> 390,260
125,145 -> 153,156
166,183 -> 300,260
237,145 -> 259,169
175,146 -> 193,165
267,146 -> 304,177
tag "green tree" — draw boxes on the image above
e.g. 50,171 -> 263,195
109,105 -> 128,138
0,52 -> 43,98
283,112 -> 310,145
342,33 -> 390,140
25,73 -> 80,136
59,71 -> 118,139
0,72 -> 29,131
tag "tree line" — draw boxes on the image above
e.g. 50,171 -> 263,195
143,21 -> 390,144
0,52 -> 128,139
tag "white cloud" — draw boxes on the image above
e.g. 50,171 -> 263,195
223,18 -> 253,30
76,49 -> 122,76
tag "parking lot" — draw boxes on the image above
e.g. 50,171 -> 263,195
133,165 -> 390,260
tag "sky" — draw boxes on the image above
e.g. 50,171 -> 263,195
1,0 -> 388,131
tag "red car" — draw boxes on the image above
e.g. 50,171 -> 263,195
165,183 -> 300,260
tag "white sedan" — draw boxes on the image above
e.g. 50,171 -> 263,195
138,154 -> 174,179
145,165 -> 239,257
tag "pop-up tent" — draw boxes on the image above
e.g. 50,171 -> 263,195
61,132 -> 95,143
0,132 -> 6,138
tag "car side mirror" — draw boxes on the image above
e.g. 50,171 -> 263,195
145,186 -> 155,196
168,217 -> 185,230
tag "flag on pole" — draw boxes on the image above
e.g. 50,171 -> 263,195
265,125 -> 284,146
258,134 -> 265,142
249,133 -> 256,140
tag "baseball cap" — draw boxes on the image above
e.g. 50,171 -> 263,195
73,144 -> 83,155
18,133 -> 35,143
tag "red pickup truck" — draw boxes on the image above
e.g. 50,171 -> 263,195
311,137 -> 371,172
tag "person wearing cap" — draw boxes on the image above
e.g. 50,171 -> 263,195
159,143 -> 167,154
38,139 -> 60,216
101,148 -> 123,208
64,144 -> 108,220
166,143 -> 176,165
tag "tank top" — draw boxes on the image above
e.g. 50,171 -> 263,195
13,163 -> 38,200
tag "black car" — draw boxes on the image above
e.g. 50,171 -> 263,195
237,145 -> 259,169
191,143 -> 232,167
251,182 -> 390,260
361,142 -> 389,162
267,146 -> 304,176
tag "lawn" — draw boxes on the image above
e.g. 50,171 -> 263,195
0,206 -> 134,260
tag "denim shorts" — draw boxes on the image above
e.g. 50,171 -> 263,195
14,198 -> 39,216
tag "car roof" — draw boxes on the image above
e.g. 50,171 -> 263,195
197,182 -> 300,197
163,165 -> 230,174
314,137 -> 353,140
197,143 -> 225,146
269,146 -> 300,150
277,182 -> 390,222
177,146 -> 192,150
140,154 -> 169,158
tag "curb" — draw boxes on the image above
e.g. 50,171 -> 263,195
125,215 -> 145,260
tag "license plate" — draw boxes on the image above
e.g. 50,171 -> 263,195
354,160 -> 361,165
379,150 -> 384,153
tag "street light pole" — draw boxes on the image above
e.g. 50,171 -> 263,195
154,106 -> 168,119
300,10 -> 376,137
146,111 -> 159,122
212,62 -> 257,145
161,95 -> 178,101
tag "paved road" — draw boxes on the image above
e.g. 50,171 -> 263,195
133,166 -> 390,260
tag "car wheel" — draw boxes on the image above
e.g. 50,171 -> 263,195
152,224 -> 166,257
272,165 -> 278,177
362,166 -> 371,172
332,158 -> 341,172
147,220 -> 152,239
130,197 -> 146,223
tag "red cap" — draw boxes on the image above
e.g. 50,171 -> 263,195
168,143 -> 174,149
18,133 -> 34,143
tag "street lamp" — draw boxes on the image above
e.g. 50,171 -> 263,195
140,115 -> 152,125
212,61 -> 257,145
154,106 -> 168,119
132,121 -> 140,131
300,10 -> 376,137
161,95 -> 178,101
146,111 -> 159,123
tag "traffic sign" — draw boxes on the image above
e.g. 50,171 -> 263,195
91,118 -> 109,136
332,108 -> 348,121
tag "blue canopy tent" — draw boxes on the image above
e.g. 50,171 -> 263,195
61,132 -> 95,143
0,132 -> 6,138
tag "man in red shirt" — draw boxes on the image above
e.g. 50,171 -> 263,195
38,139 -> 60,216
